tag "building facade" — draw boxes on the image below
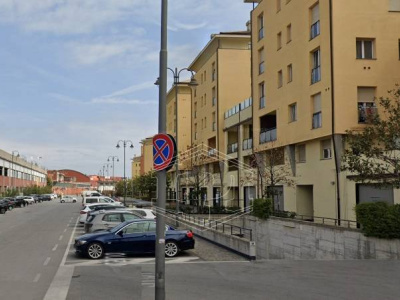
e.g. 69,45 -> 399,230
131,156 -> 141,178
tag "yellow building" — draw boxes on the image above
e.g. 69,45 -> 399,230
140,137 -> 154,175
131,156 -> 141,178
248,0 -> 400,221
178,30 -> 252,207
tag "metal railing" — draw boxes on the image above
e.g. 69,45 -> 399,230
311,66 -> 321,84
312,112 -> 322,129
260,127 -> 277,144
227,143 -> 238,154
243,138 -> 253,150
310,20 -> 320,39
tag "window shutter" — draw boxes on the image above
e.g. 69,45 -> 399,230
311,3 -> 320,24
357,87 -> 375,102
313,93 -> 322,113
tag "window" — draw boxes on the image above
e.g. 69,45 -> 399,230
212,112 -> 216,131
258,48 -> 265,74
287,24 -> 292,43
194,123 -> 197,140
321,139 -> 332,159
312,93 -> 322,129
212,62 -> 216,81
258,14 -> 264,40
259,82 -> 266,109
204,94 -> 207,106
358,87 -> 377,123
103,214 -> 122,222
287,64 -> 293,83
201,119 -> 204,129
123,213 -> 141,221
277,32 -> 282,50
194,102 -> 197,118
289,103 -> 297,122
356,39 -> 375,59
204,70 -> 206,81
277,0 -> 281,12
278,70 -> 283,88
310,3 -> 320,39
212,87 -> 216,106
205,117 -> 207,128
311,48 -> 321,84
389,0 -> 400,11
297,144 -> 306,163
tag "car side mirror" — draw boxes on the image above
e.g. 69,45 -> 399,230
117,231 -> 124,237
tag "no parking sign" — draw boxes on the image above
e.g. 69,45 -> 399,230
153,133 -> 176,171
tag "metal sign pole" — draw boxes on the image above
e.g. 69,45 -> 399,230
155,0 -> 167,299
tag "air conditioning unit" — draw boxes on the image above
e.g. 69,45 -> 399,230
323,148 -> 332,159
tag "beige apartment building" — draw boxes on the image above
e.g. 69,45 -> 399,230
140,137 -> 154,175
176,31 -> 252,207
247,0 -> 400,221
131,156 -> 141,178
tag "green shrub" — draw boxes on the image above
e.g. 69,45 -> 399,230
251,198 -> 273,220
355,202 -> 400,239
273,210 -> 297,219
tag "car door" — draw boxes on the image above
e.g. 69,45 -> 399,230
101,213 -> 122,231
142,221 -> 157,253
114,222 -> 150,254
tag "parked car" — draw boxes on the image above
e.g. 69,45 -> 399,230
79,203 -> 120,224
23,196 -> 35,205
82,196 -> 112,207
0,199 -> 14,211
29,195 -> 41,203
126,208 -> 156,219
7,197 -> 27,208
84,210 -> 142,233
0,200 -> 9,214
75,219 -> 195,259
41,195 -> 52,201
60,196 -> 77,203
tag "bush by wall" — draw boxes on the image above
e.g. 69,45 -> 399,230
355,202 -> 400,239
251,198 -> 273,220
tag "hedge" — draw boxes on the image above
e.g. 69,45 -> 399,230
355,202 -> 400,239
251,198 -> 273,220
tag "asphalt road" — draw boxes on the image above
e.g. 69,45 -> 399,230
1,201 -> 400,300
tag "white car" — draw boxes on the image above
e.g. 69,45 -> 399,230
60,196 -> 77,203
126,208 -> 156,219
23,196 -> 35,205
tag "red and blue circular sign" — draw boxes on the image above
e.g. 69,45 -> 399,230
153,133 -> 176,171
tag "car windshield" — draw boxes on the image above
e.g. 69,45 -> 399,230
109,221 -> 130,233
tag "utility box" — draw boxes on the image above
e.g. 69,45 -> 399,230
249,241 -> 256,260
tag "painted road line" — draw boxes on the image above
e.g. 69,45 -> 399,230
44,257 -> 51,266
52,244 -> 58,251
33,273 -> 41,283
43,216 -> 79,300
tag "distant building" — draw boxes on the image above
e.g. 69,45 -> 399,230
131,156 -> 141,178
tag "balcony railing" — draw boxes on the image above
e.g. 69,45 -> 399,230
310,20 -> 320,40
259,61 -> 265,74
311,66 -> 321,84
312,112 -> 322,129
358,103 -> 377,123
243,138 -> 253,150
212,122 -> 216,131
208,148 -> 217,157
227,143 -> 238,154
212,97 -> 217,106
260,96 -> 265,109
258,27 -> 264,40
260,128 -> 277,144
225,98 -> 252,119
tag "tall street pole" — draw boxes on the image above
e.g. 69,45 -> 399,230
155,0 -> 168,299
116,141 -> 133,207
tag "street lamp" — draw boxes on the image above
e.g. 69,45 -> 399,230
155,68 -> 198,216
107,156 -> 119,179
116,140 -> 134,206
11,150 -> 19,191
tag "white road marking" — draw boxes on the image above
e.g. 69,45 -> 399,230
43,216 -> 79,300
44,257 -> 51,266
33,273 -> 41,283
59,235 -> 63,241
52,244 -> 58,251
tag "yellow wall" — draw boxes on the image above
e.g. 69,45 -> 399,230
131,156 -> 141,178
141,138 -> 154,175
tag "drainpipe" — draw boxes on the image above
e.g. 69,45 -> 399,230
329,0 -> 341,225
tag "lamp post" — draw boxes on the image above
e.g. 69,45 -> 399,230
155,68 -> 198,216
11,150 -> 19,191
116,140 -> 134,206
107,156 -> 119,179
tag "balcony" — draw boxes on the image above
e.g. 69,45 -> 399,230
260,128 -> 277,144
358,103 -> 377,123
310,20 -> 320,40
243,138 -> 253,150
224,98 -> 253,128
212,97 -> 217,106
312,112 -> 322,129
227,143 -> 238,154
311,66 -> 321,84
212,122 -> 216,131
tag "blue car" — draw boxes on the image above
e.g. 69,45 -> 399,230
74,219 -> 195,259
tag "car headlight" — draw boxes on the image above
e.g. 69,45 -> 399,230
76,240 -> 87,246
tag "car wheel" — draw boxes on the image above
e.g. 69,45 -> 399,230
87,242 -> 104,259
0,208 -> 6,214
61,200 -> 65,203
8,206 -> 13,211
165,241 -> 179,257
73,200 -> 76,203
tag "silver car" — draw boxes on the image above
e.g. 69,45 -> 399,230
84,210 -> 143,233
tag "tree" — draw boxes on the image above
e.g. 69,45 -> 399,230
252,144 -> 295,210
342,87 -> 400,188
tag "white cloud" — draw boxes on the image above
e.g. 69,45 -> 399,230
104,82 -> 155,98
90,97 -> 156,105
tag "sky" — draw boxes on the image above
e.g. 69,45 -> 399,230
0,0 -> 253,177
